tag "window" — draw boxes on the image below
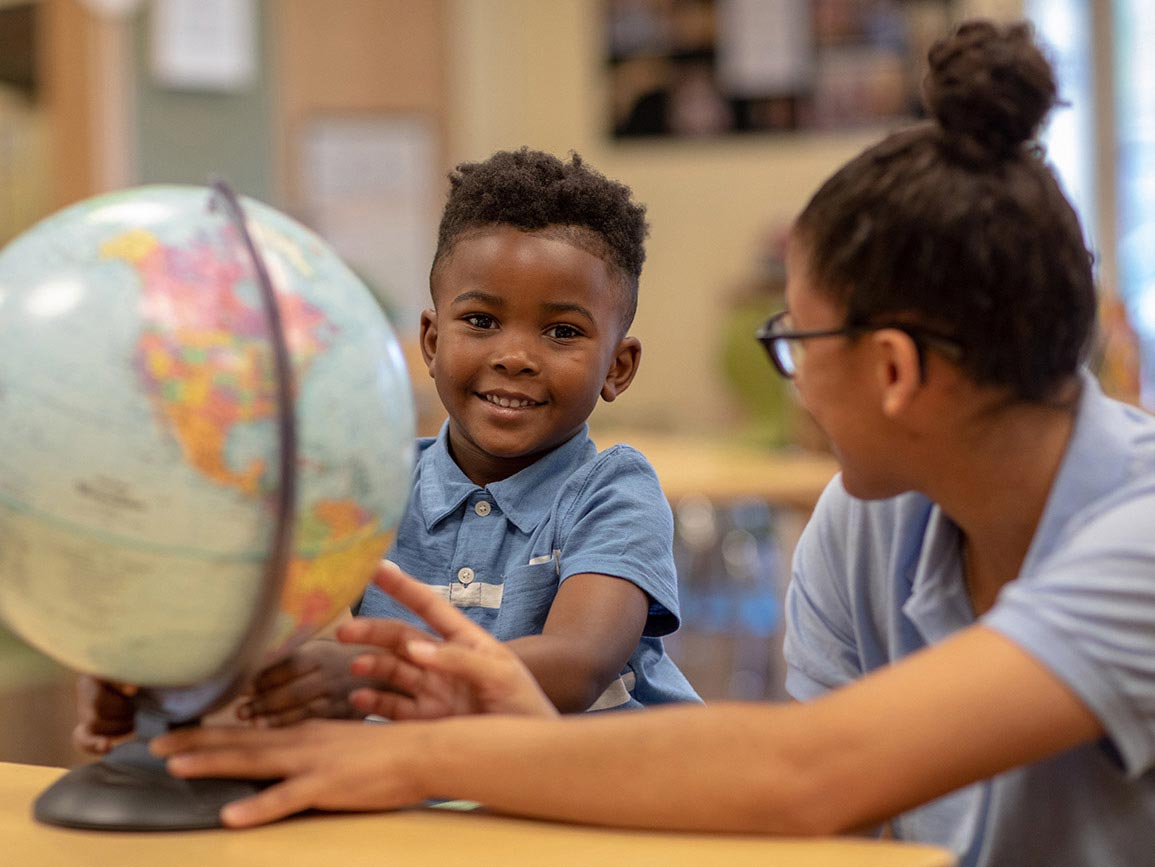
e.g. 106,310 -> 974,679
1114,0 -> 1155,405
1030,0 -> 1155,405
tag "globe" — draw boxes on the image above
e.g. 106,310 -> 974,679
0,183 -> 415,828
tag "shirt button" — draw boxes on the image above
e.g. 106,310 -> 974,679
474,501 -> 492,517
457,567 -> 475,584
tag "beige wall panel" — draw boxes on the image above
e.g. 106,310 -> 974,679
40,0 -> 97,207
276,0 -> 446,209
278,0 -> 443,114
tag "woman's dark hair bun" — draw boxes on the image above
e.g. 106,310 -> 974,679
923,20 -> 1057,164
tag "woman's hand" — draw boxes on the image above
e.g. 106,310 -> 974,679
339,561 -> 558,720
152,719 -> 434,827
151,562 -> 559,828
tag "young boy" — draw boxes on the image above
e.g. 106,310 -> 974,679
75,149 -> 697,750
255,148 -> 698,719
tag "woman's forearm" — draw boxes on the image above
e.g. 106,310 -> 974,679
410,627 -> 1104,836
410,702 -> 840,834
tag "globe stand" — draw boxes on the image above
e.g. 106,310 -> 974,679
33,708 -> 267,831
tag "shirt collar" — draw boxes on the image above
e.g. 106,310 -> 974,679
903,503 -> 972,642
904,370 -> 1132,637
1019,369 -> 1134,575
416,422 -> 597,534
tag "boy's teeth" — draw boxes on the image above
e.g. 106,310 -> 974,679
486,394 -> 533,408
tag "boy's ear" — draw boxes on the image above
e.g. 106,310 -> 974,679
418,308 -> 438,378
600,336 -> 641,402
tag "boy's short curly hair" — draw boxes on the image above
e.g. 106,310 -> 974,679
431,148 -> 649,330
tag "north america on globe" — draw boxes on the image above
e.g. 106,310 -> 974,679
0,185 -> 415,690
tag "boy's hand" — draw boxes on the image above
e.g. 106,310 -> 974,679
72,676 -> 138,754
339,561 -> 557,720
237,640 -> 380,727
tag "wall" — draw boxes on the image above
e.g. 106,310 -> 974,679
0,87 -> 50,243
43,0 -> 1021,436
40,0 -> 96,206
131,0 -> 276,199
272,0 -> 447,433
445,0 -> 1022,435
274,0 -> 445,211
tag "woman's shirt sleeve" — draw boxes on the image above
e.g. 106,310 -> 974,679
783,476 -> 867,700
983,482 -> 1155,778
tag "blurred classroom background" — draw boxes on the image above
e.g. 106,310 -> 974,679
1,0 -> 1152,767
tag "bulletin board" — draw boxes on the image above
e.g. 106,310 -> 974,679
608,0 -> 958,139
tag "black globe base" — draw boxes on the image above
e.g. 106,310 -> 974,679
33,738 -> 265,831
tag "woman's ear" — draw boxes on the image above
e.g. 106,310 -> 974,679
600,336 -> 642,402
872,330 -> 922,418
419,308 -> 438,378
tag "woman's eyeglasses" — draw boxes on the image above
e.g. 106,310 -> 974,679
755,310 -> 963,379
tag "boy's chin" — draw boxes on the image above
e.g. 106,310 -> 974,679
475,431 -> 580,463
476,439 -> 554,461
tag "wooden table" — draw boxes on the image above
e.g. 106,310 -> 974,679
1,762 -> 953,866
593,431 -> 838,509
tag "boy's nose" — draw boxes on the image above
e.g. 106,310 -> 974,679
491,343 -> 538,375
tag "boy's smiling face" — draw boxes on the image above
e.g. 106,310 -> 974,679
422,226 -> 640,487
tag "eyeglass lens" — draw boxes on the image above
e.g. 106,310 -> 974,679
768,315 -> 797,377
774,340 -> 796,376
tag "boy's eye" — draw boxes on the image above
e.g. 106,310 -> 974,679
546,324 -> 582,340
464,313 -> 497,329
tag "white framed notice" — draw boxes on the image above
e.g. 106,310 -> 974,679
150,0 -> 257,92
298,114 -> 439,330
717,0 -> 813,97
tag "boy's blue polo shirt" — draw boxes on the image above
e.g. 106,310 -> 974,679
783,372 -> 1155,867
358,422 -> 700,709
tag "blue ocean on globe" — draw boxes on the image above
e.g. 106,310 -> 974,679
0,185 -> 414,692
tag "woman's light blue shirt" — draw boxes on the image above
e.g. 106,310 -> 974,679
784,373 -> 1155,867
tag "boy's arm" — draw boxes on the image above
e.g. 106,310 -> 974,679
505,572 -> 650,713
501,445 -> 678,713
